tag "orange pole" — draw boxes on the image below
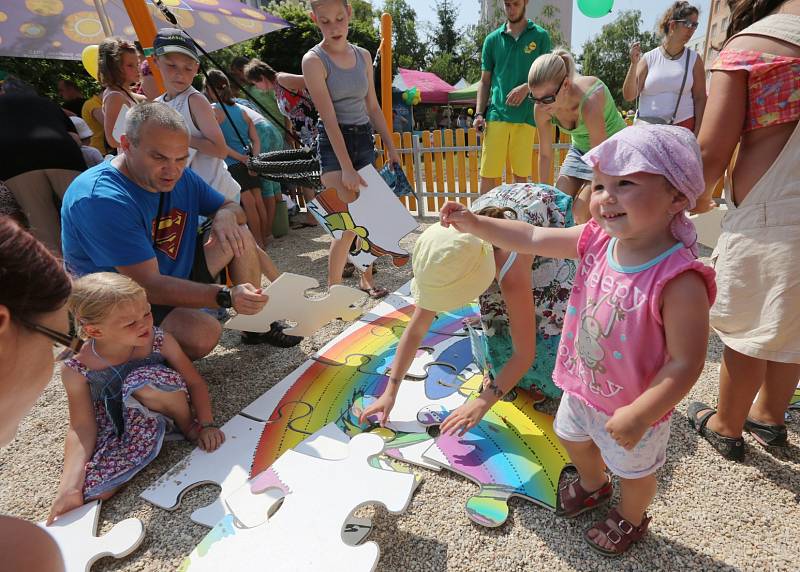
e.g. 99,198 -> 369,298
380,13 -> 393,131
122,0 -> 164,92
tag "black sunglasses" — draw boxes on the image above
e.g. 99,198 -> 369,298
529,76 -> 566,105
672,19 -> 699,30
19,318 -> 84,361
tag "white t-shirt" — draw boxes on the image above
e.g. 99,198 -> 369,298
639,47 -> 698,124
156,87 -> 241,203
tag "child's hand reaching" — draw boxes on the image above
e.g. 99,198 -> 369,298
604,405 -> 649,450
197,426 -> 225,452
439,201 -> 478,232
358,391 -> 396,427
439,396 -> 492,437
47,487 -> 85,525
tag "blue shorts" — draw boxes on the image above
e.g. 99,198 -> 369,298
317,122 -> 375,174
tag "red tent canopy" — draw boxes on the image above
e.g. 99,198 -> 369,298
393,68 -> 455,104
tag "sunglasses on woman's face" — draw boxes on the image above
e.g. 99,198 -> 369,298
19,318 -> 83,361
673,19 -> 699,30
529,76 -> 566,105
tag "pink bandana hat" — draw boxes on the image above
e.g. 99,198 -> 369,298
582,125 -> 704,255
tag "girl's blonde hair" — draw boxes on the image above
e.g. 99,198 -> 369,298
310,0 -> 349,10
527,48 -> 576,89
98,36 -> 138,89
69,273 -> 146,337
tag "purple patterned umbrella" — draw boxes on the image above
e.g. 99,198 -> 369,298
0,0 -> 290,60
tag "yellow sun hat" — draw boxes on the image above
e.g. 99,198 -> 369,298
410,223 -> 495,312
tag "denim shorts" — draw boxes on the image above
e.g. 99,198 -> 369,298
317,122 -> 375,174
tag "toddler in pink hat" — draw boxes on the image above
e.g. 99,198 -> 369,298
439,125 -> 717,557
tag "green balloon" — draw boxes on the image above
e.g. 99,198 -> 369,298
577,0 -> 614,18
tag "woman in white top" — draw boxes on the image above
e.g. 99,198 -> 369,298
622,2 -> 707,135
98,37 -> 146,150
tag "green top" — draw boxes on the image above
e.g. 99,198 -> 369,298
481,19 -> 551,126
249,88 -> 282,130
551,80 -> 627,153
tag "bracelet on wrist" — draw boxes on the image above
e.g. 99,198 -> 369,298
200,422 -> 218,430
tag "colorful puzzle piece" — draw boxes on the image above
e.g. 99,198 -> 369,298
224,272 -> 365,336
308,165 -> 419,270
422,387 -> 571,527
38,500 -> 144,572
181,433 -> 416,572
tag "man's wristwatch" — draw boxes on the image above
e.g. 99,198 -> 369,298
474,111 -> 484,118
216,286 -> 233,309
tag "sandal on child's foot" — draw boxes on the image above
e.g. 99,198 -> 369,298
687,401 -> 745,461
744,417 -> 788,448
556,473 -> 613,518
584,508 -> 650,557
342,262 -> 356,278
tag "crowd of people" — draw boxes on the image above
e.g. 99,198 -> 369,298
0,0 -> 798,565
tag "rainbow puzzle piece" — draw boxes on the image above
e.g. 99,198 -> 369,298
422,387 -> 572,527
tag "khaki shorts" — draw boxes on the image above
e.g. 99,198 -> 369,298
479,121 -> 534,179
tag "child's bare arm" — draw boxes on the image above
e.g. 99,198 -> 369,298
361,48 -> 400,165
605,271 -> 710,449
48,367 -> 97,524
276,72 -> 306,93
245,112 -> 260,157
440,202 -> 584,260
187,92 -> 228,159
358,307 -> 436,425
160,332 -> 215,427
302,53 -> 353,172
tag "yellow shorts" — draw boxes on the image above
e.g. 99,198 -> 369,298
479,121 -> 535,179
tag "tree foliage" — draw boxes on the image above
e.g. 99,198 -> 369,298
539,4 -> 566,48
0,57 -> 99,102
431,0 -> 459,57
253,0 -> 379,74
382,0 -> 426,71
579,10 -> 658,111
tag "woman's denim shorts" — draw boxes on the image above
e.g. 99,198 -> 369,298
317,122 -> 375,174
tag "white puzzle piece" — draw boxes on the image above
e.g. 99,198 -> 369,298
224,424 -> 352,528
182,433 -> 416,572
38,501 -> 144,572
309,165 -> 419,270
139,415 -> 264,528
225,273 -> 365,336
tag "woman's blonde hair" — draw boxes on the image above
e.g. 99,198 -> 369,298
69,273 -> 146,337
527,48 -> 576,89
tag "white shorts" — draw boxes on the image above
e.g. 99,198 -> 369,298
553,392 -> 671,480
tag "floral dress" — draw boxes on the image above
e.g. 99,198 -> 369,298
470,183 -> 576,398
63,328 -> 188,499
275,84 -> 319,149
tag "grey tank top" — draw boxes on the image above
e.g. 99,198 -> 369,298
310,43 -> 369,125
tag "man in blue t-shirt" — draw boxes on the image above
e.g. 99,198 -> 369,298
62,102 -> 288,358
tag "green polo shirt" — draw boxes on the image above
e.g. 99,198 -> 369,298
481,19 -> 551,126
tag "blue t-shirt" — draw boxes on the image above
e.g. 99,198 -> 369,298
61,161 -> 225,278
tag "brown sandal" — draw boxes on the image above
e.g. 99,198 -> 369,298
584,508 -> 650,557
556,474 -> 613,518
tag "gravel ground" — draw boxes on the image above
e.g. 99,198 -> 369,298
1,219 -> 797,572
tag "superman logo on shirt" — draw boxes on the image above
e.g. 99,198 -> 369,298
152,208 -> 187,260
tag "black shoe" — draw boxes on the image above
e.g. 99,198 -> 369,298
241,322 -> 302,347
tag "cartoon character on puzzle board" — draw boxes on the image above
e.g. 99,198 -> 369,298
561,292 -> 624,398
308,189 -> 410,266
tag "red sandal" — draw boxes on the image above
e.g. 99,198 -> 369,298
584,508 -> 651,557
556,474 -> 613,518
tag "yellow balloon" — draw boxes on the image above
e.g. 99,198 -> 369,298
81,44 -> 99,81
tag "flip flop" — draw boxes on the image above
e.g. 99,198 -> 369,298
359,286 -> 389,299
290,221 -> 317,230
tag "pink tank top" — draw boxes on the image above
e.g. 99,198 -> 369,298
553,221 -> 716,420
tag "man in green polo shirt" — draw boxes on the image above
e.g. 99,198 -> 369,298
474,0 -> 551,194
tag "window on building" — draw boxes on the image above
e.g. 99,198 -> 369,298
711,23 -> 718,38
722,17 -> 729,31
715,0 -> 721,12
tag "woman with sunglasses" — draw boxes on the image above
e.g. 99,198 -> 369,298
623,2 -> 706,135
0,215 -> 72,571
529,49 -> 628,224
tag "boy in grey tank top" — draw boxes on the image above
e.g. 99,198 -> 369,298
303,0 -> 401,299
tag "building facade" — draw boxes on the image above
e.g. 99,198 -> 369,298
480,0 -> 573,48
703,0 -> 732,65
